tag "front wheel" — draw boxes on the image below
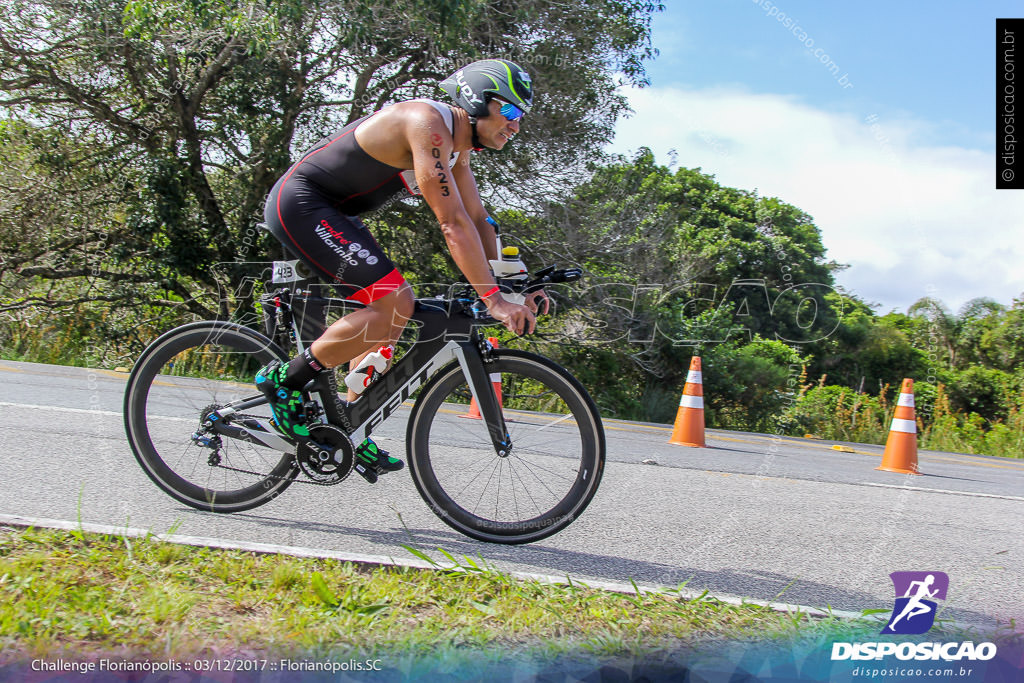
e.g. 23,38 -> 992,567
123,321 -> 298,513
407,350 -> 605,544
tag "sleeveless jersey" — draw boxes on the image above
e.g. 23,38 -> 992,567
288,99 -> 460,215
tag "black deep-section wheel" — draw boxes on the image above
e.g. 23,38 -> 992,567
123,321 -> 298,512
406,349 -> 605,544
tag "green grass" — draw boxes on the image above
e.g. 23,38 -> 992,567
0,525 -> 881,665
785,382 -> 1024,459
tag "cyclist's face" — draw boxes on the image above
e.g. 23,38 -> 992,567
481,97 -> 522,149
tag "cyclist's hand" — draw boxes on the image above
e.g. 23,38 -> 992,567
525,289 -> 550,316
486,296 -> 536,335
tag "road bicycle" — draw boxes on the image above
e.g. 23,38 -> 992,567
122,252 -> 605,544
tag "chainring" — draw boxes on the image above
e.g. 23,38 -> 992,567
296,424 -> 354,485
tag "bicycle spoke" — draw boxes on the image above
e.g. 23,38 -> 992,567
455,453 -> 504,499
411,352 -> 603,542
507,457 -> 566,501
493,459 -> 503,521
510,454 -> 576,484
505,458 -> 530,519
126,323 -> 295,513
473,458 -> 503,516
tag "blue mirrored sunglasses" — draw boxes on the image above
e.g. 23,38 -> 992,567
499,102 -> 525,122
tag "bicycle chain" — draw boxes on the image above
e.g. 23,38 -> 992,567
210,460 -> 339,486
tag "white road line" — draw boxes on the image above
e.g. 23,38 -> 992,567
0,512 -> 869,622
0,402 -> 192,423
538,412 -> 574,432
860,482 -> 1024,502
0,401 -> 121,417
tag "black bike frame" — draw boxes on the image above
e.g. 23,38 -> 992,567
213,292 -> 512,456
315,296 -> 510,452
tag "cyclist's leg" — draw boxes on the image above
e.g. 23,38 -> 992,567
343,349 -> 404,475
310,285 -> 413,368
314,285 -> 412,476
259,178 -> 413,443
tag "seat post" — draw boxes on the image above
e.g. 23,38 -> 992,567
255,222 -> 288,260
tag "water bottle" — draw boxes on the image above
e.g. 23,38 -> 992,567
344,345 -> 394,395
488,246 -> 528,305
490,246 -> 528,279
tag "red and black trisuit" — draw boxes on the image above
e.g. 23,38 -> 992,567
264,100 -> 458,304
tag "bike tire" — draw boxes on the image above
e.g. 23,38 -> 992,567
123,321 -> 298,512
406,349 -> 605,544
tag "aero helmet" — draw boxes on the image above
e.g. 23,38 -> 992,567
439,59 -> 533,117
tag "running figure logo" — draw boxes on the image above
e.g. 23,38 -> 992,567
881,571 -> 949,634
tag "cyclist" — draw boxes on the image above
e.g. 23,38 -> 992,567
256,59 -> 549,483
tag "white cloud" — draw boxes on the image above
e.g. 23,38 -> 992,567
610,85 -> 1024,313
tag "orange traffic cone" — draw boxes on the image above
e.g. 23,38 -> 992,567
669,356 -> 706,447
877,378 -> 921,475
460,337 -> 502,419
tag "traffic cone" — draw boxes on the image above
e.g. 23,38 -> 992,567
460,337 -> 502,419
669,356 -> 706,447
877,378 -> 921,475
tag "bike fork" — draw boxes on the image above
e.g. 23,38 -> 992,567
454,340 -> 511,456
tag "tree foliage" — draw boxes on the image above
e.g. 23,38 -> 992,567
0,0 -> 661,331
3,3 -> 1023,444
490,150 -> 839,425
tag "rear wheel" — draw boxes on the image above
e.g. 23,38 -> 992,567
123,322 -> 298,512
407,350 -> 605,544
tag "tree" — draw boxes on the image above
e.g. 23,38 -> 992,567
700,336 -> 808,431
973,297 -> 1023,372
808,298 -> 929,393
0,0 -> 661,346
511,150 -> 842,349
905,296 -> 1007,370
907,297 -> 959,366
497,150 -> 839,424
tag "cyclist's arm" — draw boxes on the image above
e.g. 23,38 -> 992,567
451,154 -> 498,261
450,139 -> 550,317
409,122 -> 492,295
407,114 -> 535,333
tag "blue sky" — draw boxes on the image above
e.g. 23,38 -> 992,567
609,1 -> 1024,313
646,2 -> 993,150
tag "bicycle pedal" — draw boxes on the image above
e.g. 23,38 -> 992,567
354,462 -> 378,484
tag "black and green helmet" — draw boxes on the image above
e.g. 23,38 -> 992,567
439,59 -> 533,117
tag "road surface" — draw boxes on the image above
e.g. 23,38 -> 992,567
1,359 -> 1021,630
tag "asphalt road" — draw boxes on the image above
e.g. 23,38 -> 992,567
1,359 -> 1021,630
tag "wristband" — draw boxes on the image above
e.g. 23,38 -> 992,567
481,285 -> 500,299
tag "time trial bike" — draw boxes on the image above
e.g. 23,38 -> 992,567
123,254 -> 605,544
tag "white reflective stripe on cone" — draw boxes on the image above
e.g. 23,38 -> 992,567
686,370 -> 703,385
890,418 -> 917,434
489,373 -> 501,383
897,393 -> 915,408
679,394 -> 704,409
